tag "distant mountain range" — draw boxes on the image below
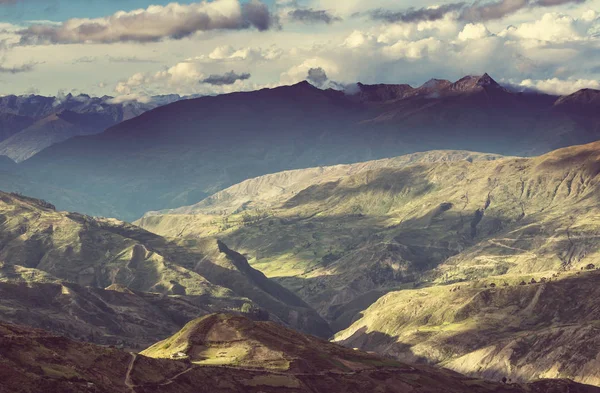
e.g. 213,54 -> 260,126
1,74 -> 600,221
0,93 -> 183,162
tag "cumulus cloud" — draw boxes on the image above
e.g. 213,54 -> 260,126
115,61 -> 204,95
200,70 -> 251,85
519,77 -> 600,94
458,23 -> 491,40
306,67 -> 329,85
287,8 -> 341,24
206,45 -> 283,61
17,0 -> 276,45
498,12 -> 595,41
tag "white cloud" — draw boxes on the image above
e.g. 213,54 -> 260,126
206,45 -> 283,61
519,77 -> 600,94
499,12 -> 598,42
18,0 -> 275,45
458,23 -> 491,40
115,62 -> 204,95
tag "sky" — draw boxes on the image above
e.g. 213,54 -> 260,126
0,0 -> 598,99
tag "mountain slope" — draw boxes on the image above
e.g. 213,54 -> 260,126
2,318 -> 597,393
0,190 -> 329,337
138,141 -> 600,385
138,141 -> 600,331
0,111 -> 115,162
334,269 -> 600,387
8,75 -> 600,220
0,270 -> 244,350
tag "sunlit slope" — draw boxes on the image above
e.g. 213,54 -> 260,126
334,269 -> 600,386
142,313 -> 397,372
139,142 -> 600,329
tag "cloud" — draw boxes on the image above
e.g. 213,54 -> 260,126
115,61 -> 204,95
519,77 -> 600,94
367,3 -> 465,24
200,70 -> 251,85
461,0 -> 529,22
363,0 -> 589,23
498,12 -> 594,41
107,55 -> 160,63
72,56 -> 97,64
458,23 -> 491,40
0,61 -> 38,73
106,93 -> 153,104
17,0 -> 276,45
205,45 -> 283,61
287,8 -> 341,24
306,67 -> 328,85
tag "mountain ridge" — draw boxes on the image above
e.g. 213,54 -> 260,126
8,73 -> 600,221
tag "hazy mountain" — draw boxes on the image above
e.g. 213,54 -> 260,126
0,191 -> 329,337
7,74 -> 600,221
0,93 -> 183,162
0,111 -> 116,162
2,316 -> 598,393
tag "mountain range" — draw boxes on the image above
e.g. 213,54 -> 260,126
0,93 -> 183,163
0,74 -> 598,221
1,75 -> 600,391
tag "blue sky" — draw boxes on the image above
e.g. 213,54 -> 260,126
0,0 -> 598,98
1,0 -> 279,22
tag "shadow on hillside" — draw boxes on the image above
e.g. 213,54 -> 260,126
195,258 -> 332,338
283,166 -> 435,209
336,326 -> 430,365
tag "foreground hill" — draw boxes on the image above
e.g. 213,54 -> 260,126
7,75 -> 600,220
2,317 -> 598,393
0,191 -> 329,338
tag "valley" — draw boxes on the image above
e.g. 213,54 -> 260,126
0,77 -> 600,391
137,140 -> 600,384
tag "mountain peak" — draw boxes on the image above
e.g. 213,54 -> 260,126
420,78 -> 452,90
449,73 -> 504,93
477,73 -> 499,87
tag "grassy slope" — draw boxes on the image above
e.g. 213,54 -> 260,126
141,313 -> 398,373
